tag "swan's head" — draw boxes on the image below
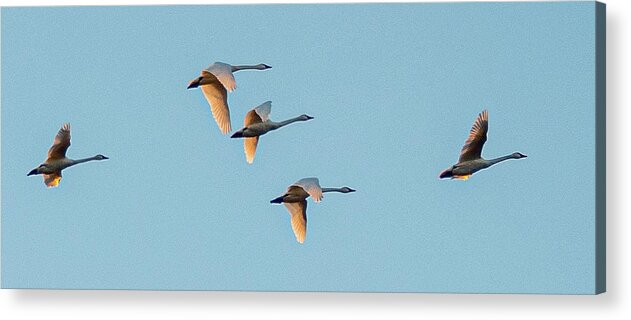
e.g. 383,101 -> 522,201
258,64 -> 272,69
439,167 -> 454,179
340,187 -> 356,193
512,152 -> 527,159
187,76 -> 203,89
299,114 -> 314,121
94,154 -> 109,160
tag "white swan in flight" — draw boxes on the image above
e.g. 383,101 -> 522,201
187,62 -> 272,134
439,110 -> 527,180
270,177 -> 355,244
230,101 -> 314,163
27,123 -> 109,187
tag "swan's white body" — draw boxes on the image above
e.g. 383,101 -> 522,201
188,62 -> 271,134
231,101 -> 313,163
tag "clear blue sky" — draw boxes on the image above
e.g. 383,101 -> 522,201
2,2 -> 598,293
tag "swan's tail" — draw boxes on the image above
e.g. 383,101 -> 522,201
187,76 -> 203,89
230,129 -> 245,138
439,168 -> 454,179
270,196 -> 284,204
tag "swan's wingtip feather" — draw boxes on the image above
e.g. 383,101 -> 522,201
219,124 -> 232,134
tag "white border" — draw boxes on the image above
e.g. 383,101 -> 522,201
1,0 -> 629,319
0,0 -> 591,6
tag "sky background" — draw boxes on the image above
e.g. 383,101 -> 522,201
2,2 -> 598,293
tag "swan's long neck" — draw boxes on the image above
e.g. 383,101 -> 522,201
69,156 -> 101,167
487,154 -> 517,166
231,64 -> 266,72
322,187 -> 347,193
274,116 -> 308,128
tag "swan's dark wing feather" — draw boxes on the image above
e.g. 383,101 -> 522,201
47,123 -> 71,160
459,110 -> 488,162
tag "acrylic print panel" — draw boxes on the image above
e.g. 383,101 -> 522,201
1,2 -> 605,294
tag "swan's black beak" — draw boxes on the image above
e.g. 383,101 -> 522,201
231,130 -> 244,138
27,168 -> 38,176
102,156 -> 109,160
262,64 -> 272,69
348,188 -> 356,193
306,115 -> 314,120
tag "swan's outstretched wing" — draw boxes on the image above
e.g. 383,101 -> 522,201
292,177 -> 323,202
253,101 -> 272,122
43,171 -> 62,188
205,62 -> 236,92
459,110 -> 488,162
242,103 -> 268,164
244,137 -> 258,164
244,108 -> 263,127
200,80 -> 231,134
284,201 -> 307,244
47,123 -> 71,161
